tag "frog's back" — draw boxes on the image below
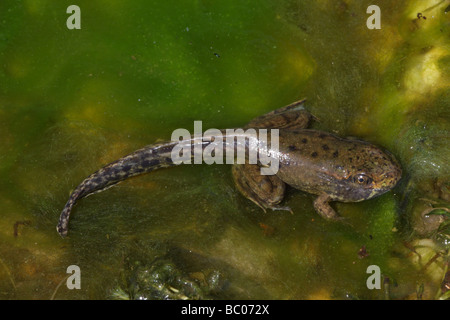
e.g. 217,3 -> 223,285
275,129 -> 401,202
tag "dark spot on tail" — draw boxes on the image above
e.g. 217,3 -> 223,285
322,144 -> 329,151
288,145 -> 296,151
302,138 -> 308,143
333,151 -> 339,158
311,152 -> 318,158
92,176 -> 104,185
142,159 -> 160,167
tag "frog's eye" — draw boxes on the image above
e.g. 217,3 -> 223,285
353,174 -> 372,185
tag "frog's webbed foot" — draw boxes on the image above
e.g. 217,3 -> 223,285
232,164 -> 287,213
246,99 -> 314,130
313,193 -> 342,221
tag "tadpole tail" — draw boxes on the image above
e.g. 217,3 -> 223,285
56,139 -> 182,237
57,188 -> 86,237
56,129 -> 273,237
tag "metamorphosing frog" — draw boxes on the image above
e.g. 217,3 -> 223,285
57,100 -> 402,237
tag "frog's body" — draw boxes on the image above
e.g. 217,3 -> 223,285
57,100 -> 402,237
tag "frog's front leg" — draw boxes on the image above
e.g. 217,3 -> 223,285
232,164 -> 292,213
312,193 -> 341,220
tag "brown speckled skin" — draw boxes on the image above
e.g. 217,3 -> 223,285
232,99 -> 402,219
276,130 -> 402,202
57,99 -> 402,237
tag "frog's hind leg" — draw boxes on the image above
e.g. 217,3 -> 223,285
246,99 -> 314,130
232,164 -> 292,213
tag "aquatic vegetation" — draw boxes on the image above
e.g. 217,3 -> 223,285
0,0 -> 448,299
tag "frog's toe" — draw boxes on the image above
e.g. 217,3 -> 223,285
270,205 -> 293,214
313,193 -> 341,221
248,197 -> 290,214
251,200 -> 268,213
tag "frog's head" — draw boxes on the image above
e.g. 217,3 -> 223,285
339,144 -> 402,202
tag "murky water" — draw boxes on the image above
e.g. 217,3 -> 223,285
0,0 -> 449,299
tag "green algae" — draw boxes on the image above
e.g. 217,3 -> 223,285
0,0 -> 448,299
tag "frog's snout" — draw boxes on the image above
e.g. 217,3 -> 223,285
381,167 -> 402,188
379,152 -> 402,190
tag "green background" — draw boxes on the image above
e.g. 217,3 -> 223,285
0,0 -> 449,299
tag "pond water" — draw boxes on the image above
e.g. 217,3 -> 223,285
0,0 -> 449,299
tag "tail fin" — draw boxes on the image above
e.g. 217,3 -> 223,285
57,187 -> 86,237
56,128 -> 274,237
